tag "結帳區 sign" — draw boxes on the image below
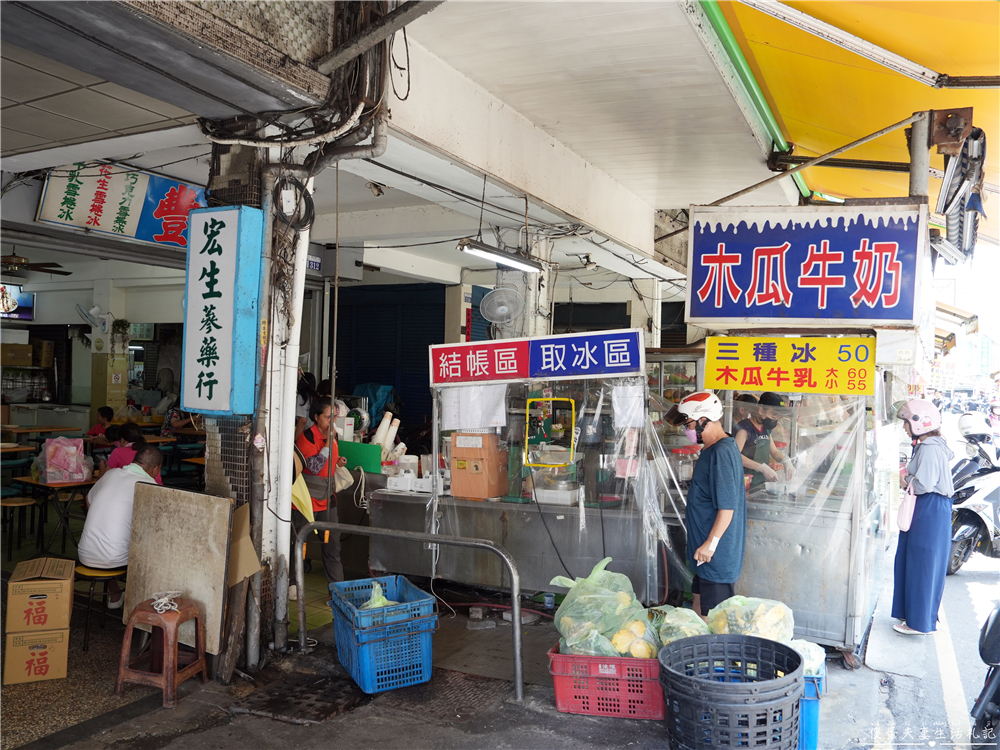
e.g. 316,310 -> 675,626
430,329 -> 645,385
686,204 -> 927,327
703,336 -> 875,396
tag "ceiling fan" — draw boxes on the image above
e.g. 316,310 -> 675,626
1,254 -> 71,276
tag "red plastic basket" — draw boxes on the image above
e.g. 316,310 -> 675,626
547,644 -> 664,720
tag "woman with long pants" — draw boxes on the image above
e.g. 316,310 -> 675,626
892,399 -> 954,635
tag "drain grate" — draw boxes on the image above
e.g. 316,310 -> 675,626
373,668 -> 510,723
229,674 -> 365,724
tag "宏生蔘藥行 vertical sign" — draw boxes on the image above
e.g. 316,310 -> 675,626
181,206 -> 264,416
704,336 -> 875,396
686,205 -> 927,327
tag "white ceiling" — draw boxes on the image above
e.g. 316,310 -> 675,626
1,43 -> 198,156
408,1 -> 790,208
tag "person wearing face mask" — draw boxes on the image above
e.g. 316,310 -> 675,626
666,391 -> 746,621
734,392 -> 794,490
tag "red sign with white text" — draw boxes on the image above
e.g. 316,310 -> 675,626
430,340 -> 530,384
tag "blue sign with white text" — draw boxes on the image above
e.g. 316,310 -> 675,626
687,206 -> 926,326
528,330 -> 643,379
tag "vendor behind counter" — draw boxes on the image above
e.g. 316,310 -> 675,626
734,392 -> 794,490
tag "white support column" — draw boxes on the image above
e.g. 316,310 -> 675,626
629,279 -> 662,348
444,284 -> 472,343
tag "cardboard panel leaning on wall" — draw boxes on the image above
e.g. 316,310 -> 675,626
124,484 -> 232,655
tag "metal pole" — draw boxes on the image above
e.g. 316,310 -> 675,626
711,111 -> 928,205
293,522 -> 524,701
908,112 -> 931,199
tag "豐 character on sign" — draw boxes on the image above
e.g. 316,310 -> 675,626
495,348 -> 519,374
745,243 -> 793,307
539,344 -> 566,372
604,339 -> 631,367
696,244 -> 742,308
152,184 -> 202,246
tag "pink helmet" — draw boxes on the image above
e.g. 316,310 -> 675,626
897,399 -> 941,436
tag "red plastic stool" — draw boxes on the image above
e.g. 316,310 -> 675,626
115,596 -> 207,708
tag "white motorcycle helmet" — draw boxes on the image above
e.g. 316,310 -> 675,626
959,411 -> 993,440
665,390 -> 724,425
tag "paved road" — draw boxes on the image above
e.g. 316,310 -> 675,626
855,409 -> 1000,748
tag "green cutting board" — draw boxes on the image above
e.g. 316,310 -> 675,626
338,441 -> 382,474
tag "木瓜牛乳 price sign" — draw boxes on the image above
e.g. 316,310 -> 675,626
704,336 -> 875,396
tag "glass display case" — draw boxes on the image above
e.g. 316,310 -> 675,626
646,350 -> 704,449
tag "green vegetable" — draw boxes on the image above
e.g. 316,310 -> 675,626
359,581 -> 399,610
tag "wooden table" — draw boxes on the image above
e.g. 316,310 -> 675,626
1,425 -> 82,438
1,444 -> 36,454
171,428 -> 206,437
12,475 -> 99,555
182,456 -> 206,465
144,436 -> 177,445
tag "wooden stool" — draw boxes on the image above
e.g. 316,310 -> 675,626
1,497 -> 36,561
74,565 -> 127,651
115,597 -> 207,708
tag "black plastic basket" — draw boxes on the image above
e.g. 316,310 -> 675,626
658,635 -> 804,749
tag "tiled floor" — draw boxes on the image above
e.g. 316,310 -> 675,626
289,567 -> 334,636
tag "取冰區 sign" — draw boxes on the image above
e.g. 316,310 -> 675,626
687,205 -> 927,327
703,336 -> 875,396
36,162 -> 206,248
181,206 -> 264,416
429,329 -> 645,385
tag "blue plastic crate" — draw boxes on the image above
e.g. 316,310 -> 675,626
329,575 -> 435,629
332,610 -> 437,694
797,663 -> 826,750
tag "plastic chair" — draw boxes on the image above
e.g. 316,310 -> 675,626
116,596 -> 207,708
74,565 -> 127,651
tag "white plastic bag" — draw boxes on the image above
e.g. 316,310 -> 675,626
707,596 -> 795,643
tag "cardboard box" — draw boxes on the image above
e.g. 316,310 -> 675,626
32,340 -> 55,368
6,558 -> 75,634
228,502 -> 261,586
0,344 -> 33,367
3,629 -> 69,685
450,433 -> 508,500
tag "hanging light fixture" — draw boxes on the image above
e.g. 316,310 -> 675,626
457,238 -> 543,273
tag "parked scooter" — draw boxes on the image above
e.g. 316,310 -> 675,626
971,600 -> 1000,748
949,413 -> 1000,575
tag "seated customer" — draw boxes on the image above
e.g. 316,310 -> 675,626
78,445 -> 163,607
86,406 -> 114,442
94,423 -> 120,468
107,422 -> 163,485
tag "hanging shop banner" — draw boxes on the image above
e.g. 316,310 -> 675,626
181,206 -> 264,416
429,329 -> 645,386
686,205 -> 927,327
704,336 -> 875,396
36,161 -> 207,248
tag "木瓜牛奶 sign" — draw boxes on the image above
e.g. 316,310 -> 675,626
704,336 -> 875,396
686,205 -> 927,327
36,162 -> 206,248
181,206 -> 264,416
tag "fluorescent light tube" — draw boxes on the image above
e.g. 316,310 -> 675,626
457,238 -> 543,273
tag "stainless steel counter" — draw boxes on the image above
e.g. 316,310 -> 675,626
368,491 -> 684,601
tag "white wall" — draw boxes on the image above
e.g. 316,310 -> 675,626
70,336 -> 91,404
123,287 -> 184,323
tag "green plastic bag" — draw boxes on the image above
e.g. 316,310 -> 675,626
707,596 -> 795,642
551,558 -> 645,655
649,605 -> 711,645
359,581 -> 399,611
